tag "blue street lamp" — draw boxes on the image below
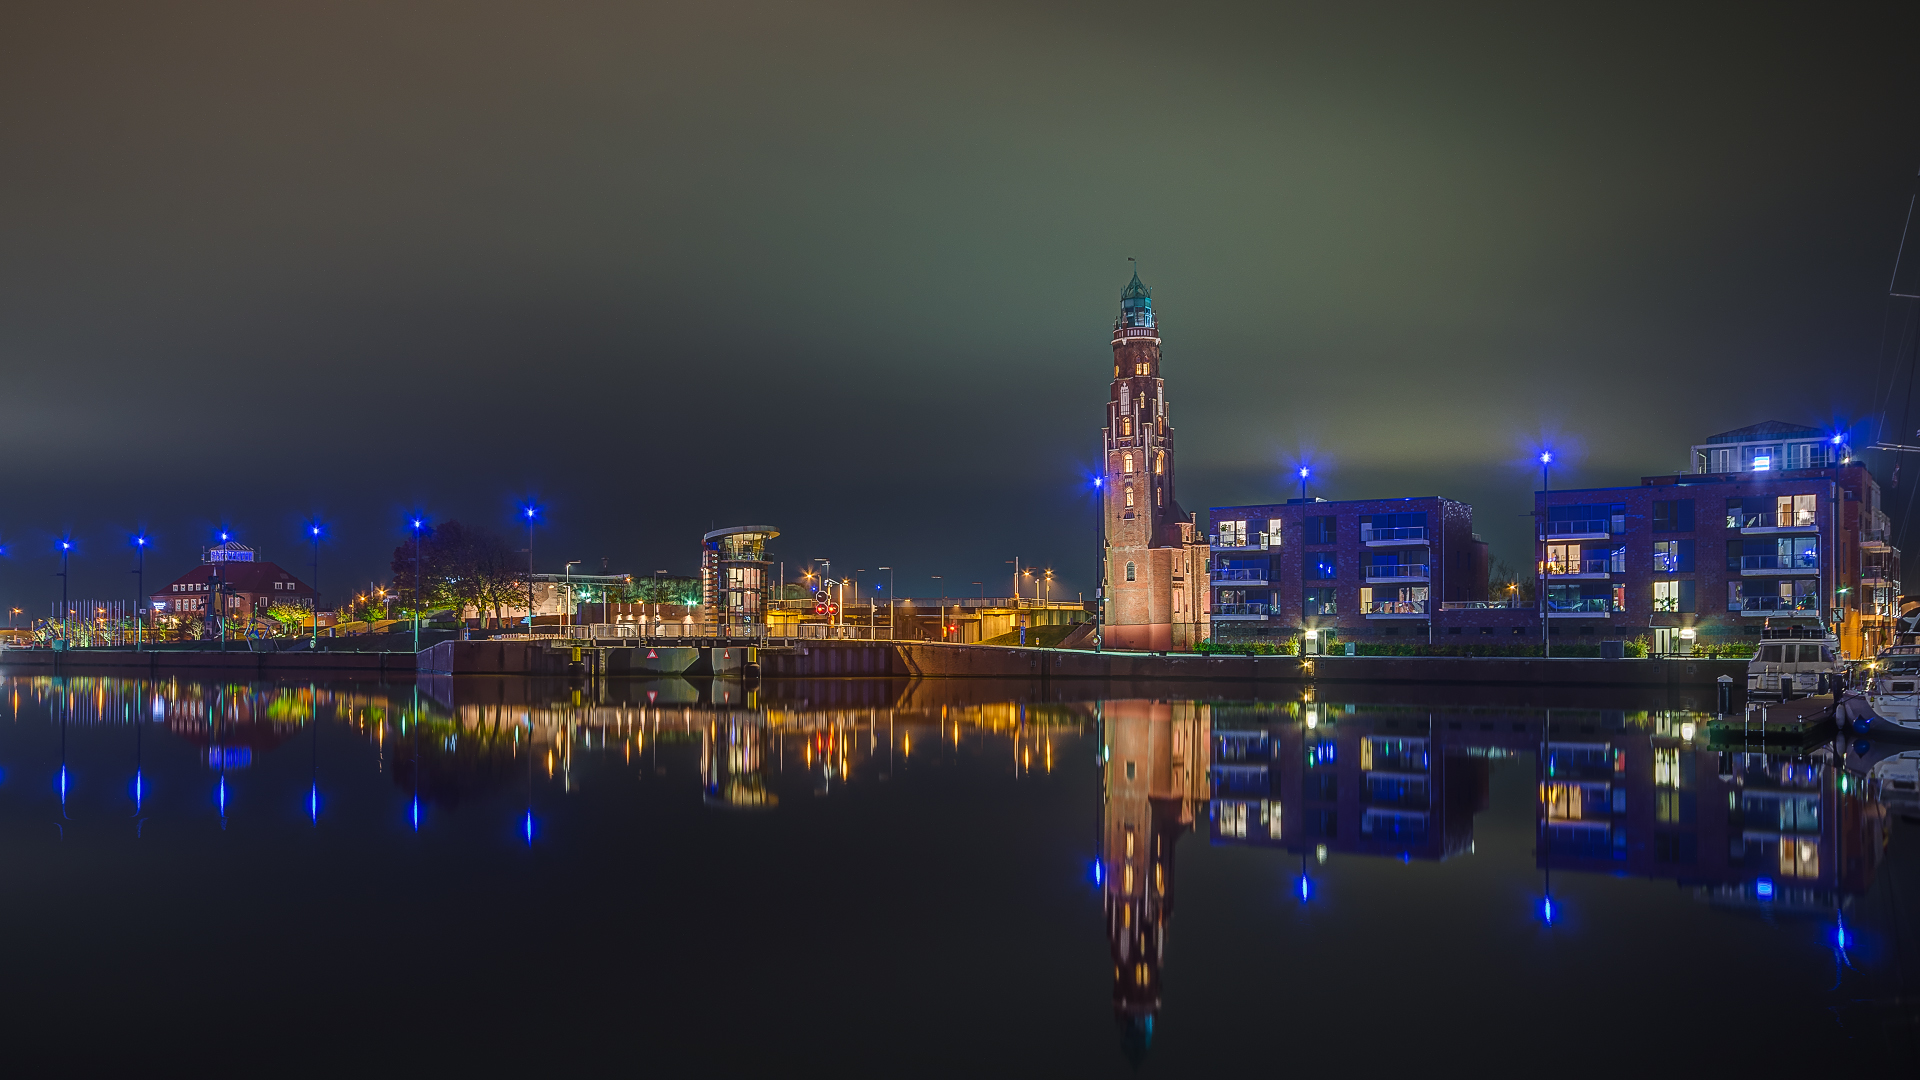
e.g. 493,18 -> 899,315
309,521 -> 324,648
411,518 -> 424,651
1298,465 -> 1310,502
523,504 -> 539,631
1538,450 -> 1554,658
131,535 -> 147,651
56,538 -> 73,646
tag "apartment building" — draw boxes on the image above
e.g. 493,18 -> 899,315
1206,495 -> 1489,645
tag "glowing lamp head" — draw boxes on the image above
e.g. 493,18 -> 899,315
412,519 -> 422,529
1539,451 -> 1553,465
1298,466 -> 1309,478
1832,433 -> 1845,444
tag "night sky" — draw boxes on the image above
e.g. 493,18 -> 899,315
7,2 -> 1920,613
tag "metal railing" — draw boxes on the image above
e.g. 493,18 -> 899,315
1364,564 -> 1430,579
1361,526 -> 1427,542
1439,600 -> 1528,610
1364,600 -> 1428,615
1741,553 -> 1819,571
1546,598 -> 1617,613
1211,568 -> 1269,582
1546,519 -> 1611,537
1729,511 -> 1818,530
1213,603 -> 1271,616
1209,533 -> 1271,550
1546,559 -> 1611,576
1738,596 -> 1818,613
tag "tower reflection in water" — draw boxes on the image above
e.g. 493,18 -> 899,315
5,675 -> 1911,1058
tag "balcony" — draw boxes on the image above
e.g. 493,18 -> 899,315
1361,526 -> 1427,546
1861,567 -> 1897,587
1545,519 -> 1611,540
1365,563 -> 1429,583
1364,599 -> 1428,618
1211,568 -> 1270,584
1546,558 -> 1613,579
1546,598 -> 1618,616
1740,553 -> 1819,575
1739,511 -> 1819,535
1209,533 -> 1271,552
1439,599 -> 1530,610
1212,603 -> 1271,620
1738,596 -> 1819,613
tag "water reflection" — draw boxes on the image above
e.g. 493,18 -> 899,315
2,673 -> 1914,1066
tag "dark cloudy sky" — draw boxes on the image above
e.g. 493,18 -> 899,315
6,1 -> 1920,612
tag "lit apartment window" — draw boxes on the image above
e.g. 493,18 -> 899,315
1218,520 -> 1246,546
1774,494 -> 1816,527
1122,452 -> 1134,474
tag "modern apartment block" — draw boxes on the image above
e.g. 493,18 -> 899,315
1206,495 -> 1489,645
1535,422 -> 1899,657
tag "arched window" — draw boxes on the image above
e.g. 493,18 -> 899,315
1122,452 -> 1134,474
1121,416 -> 1132,436
1157,485 -> 1163,507
1154,452 -> 1164,475
1125,485 -> 1135,508
1125,561 -> 1137,582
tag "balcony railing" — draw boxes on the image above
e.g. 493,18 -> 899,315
1213,603 -> 1270,616
1546,519 -> 1611,537
1439,600 -> 1529,610
1739,596 -> 1818,613
1361,526 -> 1427,542
1209,533 -> 1271,550
1364,599 -> 1428,615
1741,554 -> 1819,571
1365,564 -> 1429,579
1546,598 -> 1618,614
1546,559 -> 1611,576
1211,568 -> 1269,582
1730,511 -> 1819,530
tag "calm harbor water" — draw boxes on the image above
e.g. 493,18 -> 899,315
0,672 -> 1913,1074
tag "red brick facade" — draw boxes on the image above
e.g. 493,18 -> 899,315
1100,271 -> 1208,651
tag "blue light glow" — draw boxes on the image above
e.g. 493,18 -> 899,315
1541,897 -> 1555,924
309,783 -> 319,825
1296,875 -> 1313,902
1298,466 -> 1309,478
1756,878 -> 1775,900
217,776 -> 227,815
132,770 -> 143,811
1091,860 -> 1103,886
59,765 -> 68,802
411,795 -> 421,831
1835,923 -> 1849,949
1832,433 -> 1845,444
523,810 -> 535,845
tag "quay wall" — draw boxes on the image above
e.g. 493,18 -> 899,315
4,640 -> 1749,688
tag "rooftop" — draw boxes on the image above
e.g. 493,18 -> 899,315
1700,420 -> 1826,445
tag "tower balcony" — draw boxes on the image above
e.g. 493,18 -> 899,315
1112,326 -> 1161,345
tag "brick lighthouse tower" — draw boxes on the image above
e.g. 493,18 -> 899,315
1101,266 -> 1208,651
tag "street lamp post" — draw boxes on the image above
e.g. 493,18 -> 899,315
412,518 -> 424,652
56,539 -> 71,646
878,567 -> 894,639
1299,465 -> 1310,503
1093,474 -> 1105,652
564,560 -> 581,634
309,522 -> 322,648
932,576 -> 944,641
132,535 -> 146,651
1539,451 -> 1553,659
524,505 -> 538,634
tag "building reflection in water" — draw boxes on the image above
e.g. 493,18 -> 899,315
1097,700 -> 1208,1065
4,675 -> 1910,1053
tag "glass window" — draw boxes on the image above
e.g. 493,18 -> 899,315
1653,580 -> 1680,612
1304,552 -> 1337,581
1652,499 -> 1694,532
1125,486 -> 1135,508
1268,519 -> 1284,546
1122,452 -> 1133,474
1217,520 -> 1246,546
1306,516 -> 1336,544
1304,587 -> 1337,616
1545,543 -> 1579,574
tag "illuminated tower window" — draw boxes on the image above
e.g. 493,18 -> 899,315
1125,486 -> 1135,508
1155,452 -> 1164,475
1123,452 -> 1134,474
1121,416 -> 1132,436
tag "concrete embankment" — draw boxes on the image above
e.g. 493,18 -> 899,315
4,639 -> 1747,688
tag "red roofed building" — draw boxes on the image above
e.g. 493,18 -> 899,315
150,542 -> 315,636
